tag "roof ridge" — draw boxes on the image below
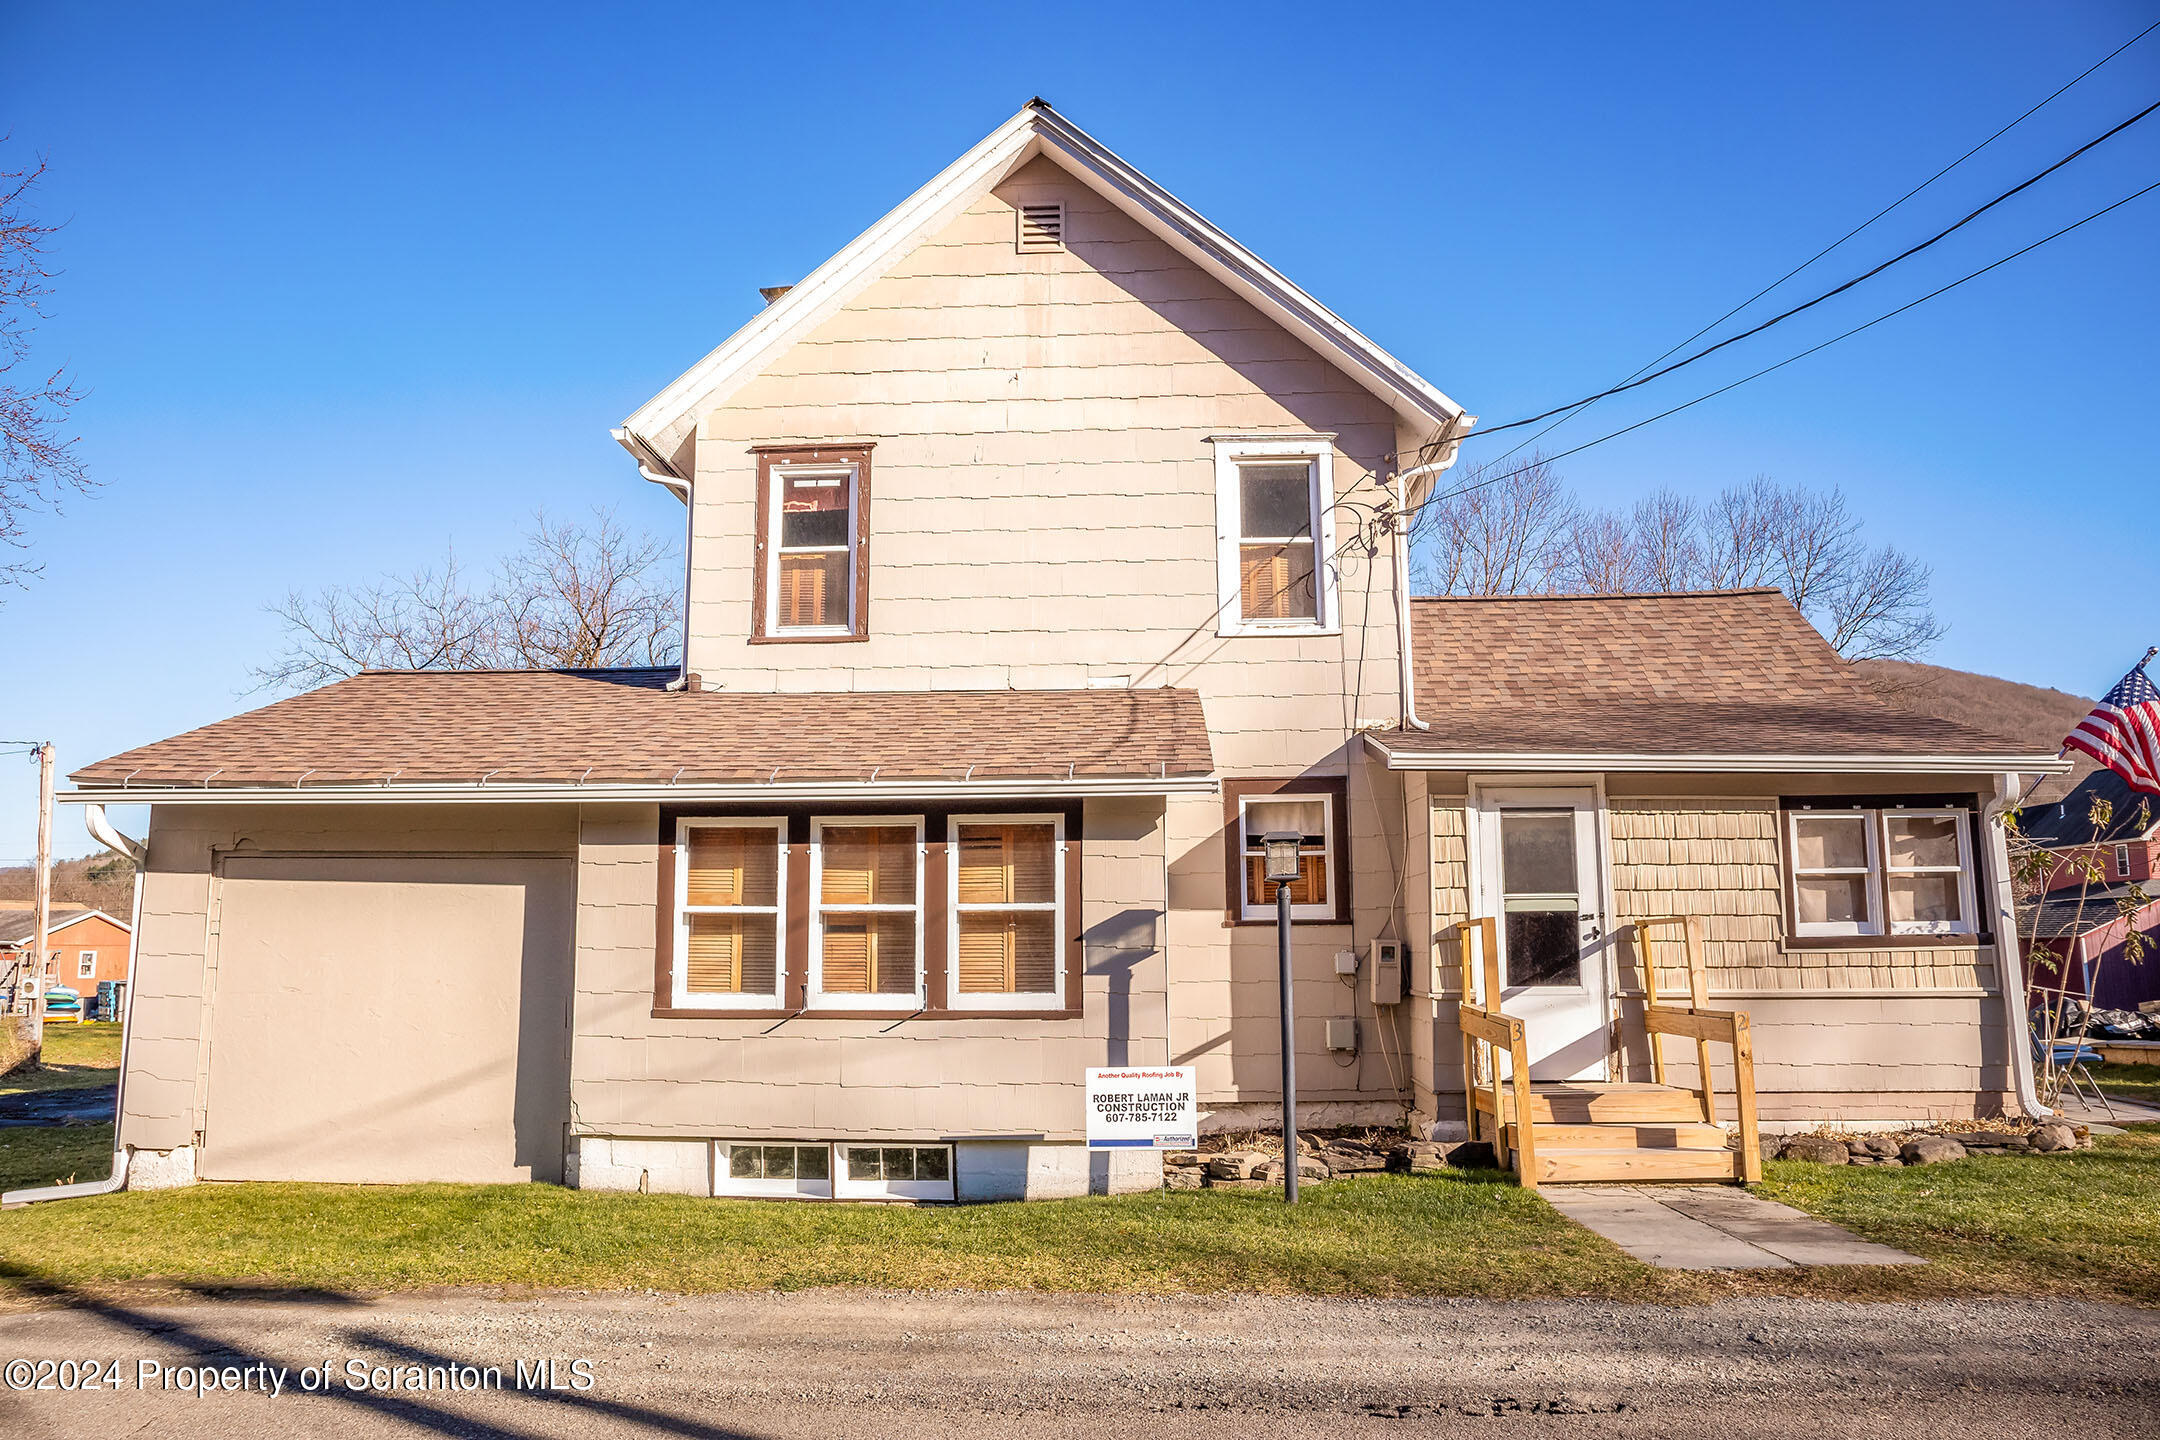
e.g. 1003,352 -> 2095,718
1410,587 -> 1786,604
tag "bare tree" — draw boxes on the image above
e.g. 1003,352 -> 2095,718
1,149 -> 89,591
256,508 -> 682,690
1407,458 -> 1943,660
1411,453 -> 1576,596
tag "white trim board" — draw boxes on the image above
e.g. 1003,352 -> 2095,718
61,775 -> 1219,808
615,101 -> 1471,472
1365,736 -> 2068,776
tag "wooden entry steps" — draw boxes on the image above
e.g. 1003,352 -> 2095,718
1452,916 -> 1763,1190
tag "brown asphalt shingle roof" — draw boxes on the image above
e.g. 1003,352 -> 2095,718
1376,589 -> 2047,761
71,669 -> 1215,790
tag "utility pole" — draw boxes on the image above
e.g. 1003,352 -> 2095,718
21,742 -> 53,1065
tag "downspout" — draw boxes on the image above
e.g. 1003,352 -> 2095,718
2,804 -> 145,1206
615,426 -> 697,692
1985,773 -> 2052,1119
1390,447 -> 1464,731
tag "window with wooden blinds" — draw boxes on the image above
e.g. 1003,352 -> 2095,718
812,820 -> 923,1006
756,448 -> 870,640
674,819 -> 786,1006
1237,791 -> 1336,921
950,817 -> 1064,1006
1212,440 -> 1334,636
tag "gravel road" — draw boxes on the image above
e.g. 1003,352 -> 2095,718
1,1289 -> 2153,1439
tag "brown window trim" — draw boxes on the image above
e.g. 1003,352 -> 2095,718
1775,793 -> 1994,948
749,443 -> 874,644
1221,775 -> 1352,927
652,803 -> 1084,1019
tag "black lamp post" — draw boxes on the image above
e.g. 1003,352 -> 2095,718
1262,829 -> 1304,1203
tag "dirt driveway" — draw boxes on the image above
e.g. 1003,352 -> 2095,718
0,1288 -> 2153,1439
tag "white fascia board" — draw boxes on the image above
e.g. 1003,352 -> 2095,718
59,775 -> 1220,808
0,909 -> 128,944
1028,108 -> 1469,432
616,104 -> 1471,467
617,109 -> 1045,468
1361,734 -> 2072,776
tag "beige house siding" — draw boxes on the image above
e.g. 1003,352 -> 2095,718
1415,779 -> 2017,1124
119,804 -> 579,1161
568,797 -> 1171,1143
682,154 -> 1412,775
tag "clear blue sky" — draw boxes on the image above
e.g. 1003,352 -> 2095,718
2,1 -> 2156,860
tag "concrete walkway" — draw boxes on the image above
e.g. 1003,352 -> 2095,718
1540,1185 -> 1924,1270
2052,1090 -> 2160,1126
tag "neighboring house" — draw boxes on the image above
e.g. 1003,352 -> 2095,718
0,907 -> 133,1012
58,102 -> 2062,1200
2014,766 -> 2159,1012
2016,766 -> 2159,891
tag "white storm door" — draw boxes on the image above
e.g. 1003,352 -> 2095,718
1473,787 -> 1610,1082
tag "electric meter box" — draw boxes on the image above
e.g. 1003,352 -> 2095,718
1369,940 -> 1404,1005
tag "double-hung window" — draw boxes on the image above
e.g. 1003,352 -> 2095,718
77,951 -> 95,979
951,815 -> 1065,1009
811,819 -> 923,1008
756,446 -> 871,639
674,818 -> 786,1008
1787,807 -> 1978,939
2117,843 -> 2133,879
1236,791 -> 1337,922
1212,438 -> 1337,635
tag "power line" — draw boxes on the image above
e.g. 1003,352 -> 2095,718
1465,96 -> 2160,445
1478,17 -> 2160,470
1391,176 -> 2160,534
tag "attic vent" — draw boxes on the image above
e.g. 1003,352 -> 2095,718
1016,202 -> 1065,254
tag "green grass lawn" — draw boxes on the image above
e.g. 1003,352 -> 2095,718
1,1128 -> 2157,1310
0,1123 -> 115,1194
2096,1068 -> 2160,1108
0,1022 -> 122,1097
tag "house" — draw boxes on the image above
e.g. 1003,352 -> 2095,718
1,907 -> 133,1013
55,102 -> 2064,1200
2015,766 -> 2159,1014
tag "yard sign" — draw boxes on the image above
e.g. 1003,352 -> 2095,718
1085,1066 -> 1198,1149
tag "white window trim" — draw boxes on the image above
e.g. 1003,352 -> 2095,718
947,811 -> 1067,1012
673,817 -> 788,1010
76,950 -> 96,979
808,815 -> 927,1011
2117,843 -> 2133,878
1237,791 -> 1336,922
1787,807 -> 1978,938
763,460 -> 860,638
1212,437 -> 1339,638
1788,810 -> 1879,937
1879,807 -> 1978,937
832,1142 -> 955,1201
713,1141 -> 834,1199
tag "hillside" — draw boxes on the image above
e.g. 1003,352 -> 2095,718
0,853 -> 138,919
1855,658 -> 2093,802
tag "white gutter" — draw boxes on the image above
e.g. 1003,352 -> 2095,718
62,774 -> 1221,808
1362,734 -> 2072,777
2,804 -> 142,1207
1986,772 -> 2053,1119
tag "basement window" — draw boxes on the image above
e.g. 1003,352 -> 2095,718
950,815 -> 1065,1010
810,819 -> 924,1009
755,446 -> 872,640
833,1143 -> 954,1201
715,1141 -> 832,1199
674,818 -> 786,1009
1212,438 -> 1337,635
1786,808 -> 1977,938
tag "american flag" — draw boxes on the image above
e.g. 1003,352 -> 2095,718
2065,648 -> 2160,797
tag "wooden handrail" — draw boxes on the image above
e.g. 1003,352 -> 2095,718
1630,916 -> 1761,1184
1449,918 -> 1539,1190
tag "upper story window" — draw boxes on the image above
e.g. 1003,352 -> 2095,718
1786,807 -> 1978,939
753,445 -> 873,641
951,815 -> 1065,1010
1211,437 -> 1338,637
